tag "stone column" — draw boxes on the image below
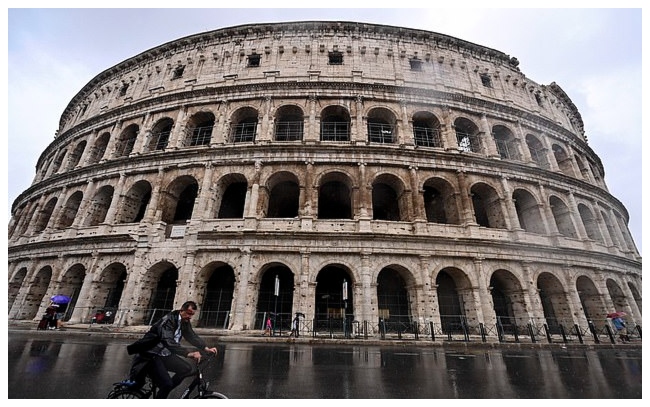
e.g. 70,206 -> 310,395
500,176 -> 518,230
43,186 -> 68,232
103,173 -> 126,224
352,95 -> 364,144
103,121 -> 122,160
71,179 -> 97,228
196,163 -> 215,218
143,168 -> 165,223
480,114 -> 499,158
68,253 -> 101,324
169,106 -> 188,149
515,121 -> 533,163
456,170 -> 476,225
359,252 -> 373,323
230,247 -> 252,330
131,113 -> 150,155
474,257 -> 495,326
566,190 -> 589,240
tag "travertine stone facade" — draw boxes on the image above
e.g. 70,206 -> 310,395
8,22 -> 641,337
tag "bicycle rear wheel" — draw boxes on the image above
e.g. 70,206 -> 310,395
199,391 -> 228,399
107,387 -> 146,399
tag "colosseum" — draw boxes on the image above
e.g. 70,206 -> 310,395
8,21 -> 641,340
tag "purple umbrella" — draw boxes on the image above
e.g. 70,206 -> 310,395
50,294 -> 71,304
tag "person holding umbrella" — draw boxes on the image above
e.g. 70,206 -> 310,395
608,312 -> 630,343
50,295 -> 71,329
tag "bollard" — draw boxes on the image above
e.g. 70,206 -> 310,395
559,324 -> 568,343
527,323 -> 536,343
575,324 -> 584,344
588,321 -> 600,344
414,322 -> 419,340
430,321 -> 435,342
604,324 -> 615,344
496,321 -> 504,342
543,323 -> 552,343
364,320 -> 368,340
479,323 -> 487,342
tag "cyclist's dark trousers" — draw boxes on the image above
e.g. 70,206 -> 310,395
149,354 -> 196,399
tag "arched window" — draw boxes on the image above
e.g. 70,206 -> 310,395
492,125 -> 520,160
320,106 -> 350,142
186,112 -> 215,147
230,108 -> 258,143
367,107 -> 397,144
412,112 -> 442,148
454,118 -> 482,153
148,118 -> 174,151
274,105 -> 304,141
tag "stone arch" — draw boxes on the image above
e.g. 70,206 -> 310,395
627,282 -> 642,317
93,262 -> 128,319
274,104 -> 304,141
606,278 -> 630,316
25,266 -> 53,320
33,197 -> 58,233
229,106 -> 259,143
83,185 -> 114,226
549,195 -> 578,238
186,111 -> 215,147
489,269 -> 527,331
55,190 -> 83,229
142,261 -> 179,324
470,182 -> 506,228
116,123 -> 139,157
371,172 -> 407,221
160,175 -> 198,224
320,105 -> 351,141
436,267 -> 477,331
454,117 -> 482,153
578,203 -> 604,243
492,124 -> 520,160
536,271 -> 571,332
147,117 -> 174,151
512,188 -> 545,234
215,173 -> 248,219
265,171 -> 300,218
58,263 -> 87,321
9,267 -> 28,312
317,170 -> 354,219
422,176 -> 460,224
65,140 -> 87,171
197,262 -> 236,328
314,264 -> 354,331
254,263 -> 296,331
576,275 -> 605,322
377,265 -> 415,328
367,106 -> 397,144
552,144 -> 576,177
412,111 -> 442,148
525,134 -> 549,168
88,132 -> 110,164
117,180 -> 152,223
48,149 -> 67,176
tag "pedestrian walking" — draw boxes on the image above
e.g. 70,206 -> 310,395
264,316 -> 272,336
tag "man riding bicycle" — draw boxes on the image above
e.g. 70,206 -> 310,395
126,301 -> 217,398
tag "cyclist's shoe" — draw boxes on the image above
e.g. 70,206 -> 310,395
118,379 -> 138,387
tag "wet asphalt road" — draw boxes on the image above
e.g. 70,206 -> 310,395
7,330 -> 642,399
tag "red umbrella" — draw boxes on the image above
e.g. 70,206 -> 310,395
607,311 -> 626,318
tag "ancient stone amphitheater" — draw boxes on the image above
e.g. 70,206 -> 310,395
8,21 -> 641,339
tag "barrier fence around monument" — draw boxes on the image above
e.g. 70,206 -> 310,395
28,306 -> 640,345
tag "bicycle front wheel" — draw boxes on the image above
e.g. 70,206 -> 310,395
107,387 -> 146,399
199,391 -> 228,399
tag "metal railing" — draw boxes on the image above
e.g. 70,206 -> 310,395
413,126 -> 442,147
367,123 -> 394,143
320,122 -> 349,141
275,121 -> 303,141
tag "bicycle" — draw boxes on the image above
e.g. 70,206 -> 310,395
107,352 -> 228,399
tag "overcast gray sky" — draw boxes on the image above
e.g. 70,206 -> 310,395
5,5 -> 644,253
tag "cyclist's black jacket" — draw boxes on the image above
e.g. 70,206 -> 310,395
127,310 -> 207,356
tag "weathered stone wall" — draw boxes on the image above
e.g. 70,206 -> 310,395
8,22 -> 640,336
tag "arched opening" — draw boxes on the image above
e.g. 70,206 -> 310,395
317,172 -> 353,219
267,174 -> 300,218
492,125 -> 519,160
116,124 -> 139,157
88,132 -> 110,164
24,266 -> 53,320
576,275 -> 605,322
8,267 -> 27,312
314,265 -> 354,333
186,111 -> 215,147
552,144 -> 576,177
471,183 -> 506,228
412,111 -> 442,148
33,197 -> 57,233
230,107 -> 258,143
578,203 -> 604,243
367,107 -> 397,144
513,189 -> 545,234
160,176 -> 198,224
549,196 -> 578,238
454,117 -> 482,153
377,267 -> 412,332
525,134 -> 549,168
320,105 -> 350,142
216,175 -> 247,219
56,191 -> 83,229
148,118 -> 174,151
199,264 -> 235,329
490,270 -> 527,334
65,140 -> 87,170
83,185 -> 114,226
145,265 -> 178,324
255,265 -> 295,331
58,264 -> 86,321
537,272 -> 571,333
423,177 -> 459,224
117,180 -> 152,223
275,105 -> 304,141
